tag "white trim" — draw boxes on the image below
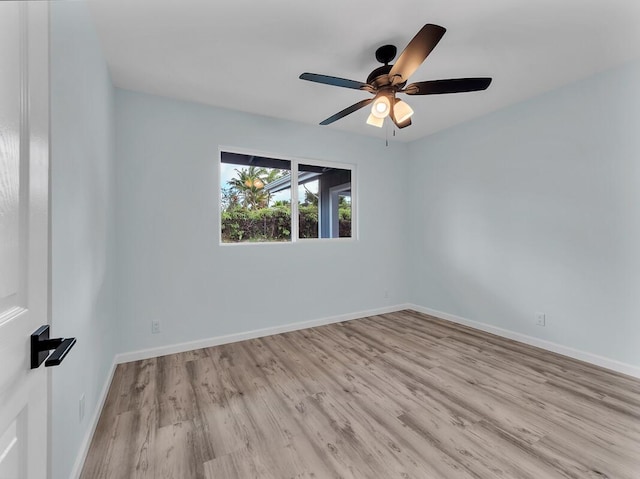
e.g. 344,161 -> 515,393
69,359 -> 118,479
218,146 -> 357,245
408,304 -> 640,379
218,145 -> 355,171
291,158 -> 299,241
116,304 -> 411,364
295,237 -> 356,243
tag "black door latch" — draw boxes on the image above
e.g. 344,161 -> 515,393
31,325 -> 77,369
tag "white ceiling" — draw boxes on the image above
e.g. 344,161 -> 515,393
87,0 -> 640,142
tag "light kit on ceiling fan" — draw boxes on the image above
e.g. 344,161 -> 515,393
366,95 -> 414,128
299,23 -> 492,130
371,95 -> 391,119
393,99 -> 414,124
366,114 -> 384,128
366,95 -> 391,127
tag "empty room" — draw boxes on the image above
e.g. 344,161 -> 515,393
1,0 -> 639,478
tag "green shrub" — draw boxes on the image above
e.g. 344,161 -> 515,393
222,206 -> 291,242
221,205 -> 350,242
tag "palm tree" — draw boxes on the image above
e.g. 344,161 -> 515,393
227,166 -> 269,209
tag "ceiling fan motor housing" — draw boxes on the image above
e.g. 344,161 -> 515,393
366,64 -> 406,90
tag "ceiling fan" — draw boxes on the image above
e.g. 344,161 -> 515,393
300,24 -> 492,129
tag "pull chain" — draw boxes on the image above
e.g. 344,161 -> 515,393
384,121 -> 397,147
385,121 -> 389,147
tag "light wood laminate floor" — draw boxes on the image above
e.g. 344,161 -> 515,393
81,310 -> 640,478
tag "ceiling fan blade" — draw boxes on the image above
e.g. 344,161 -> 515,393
319,98 -> 373,125
389,97 -> 412,129
405,78 -> 492,95
300,73 -> 372,91
388,24 -> 446,86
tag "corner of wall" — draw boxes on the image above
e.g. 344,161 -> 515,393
403,60 -> 640,371
50,2 -> 119,478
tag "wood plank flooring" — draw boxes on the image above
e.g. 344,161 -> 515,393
80,310 -> 640,478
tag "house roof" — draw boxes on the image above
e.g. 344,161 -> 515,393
264,172 -> 322,194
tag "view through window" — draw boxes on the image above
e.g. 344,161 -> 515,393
298,163 -> 351,239
220,151 -> 354,243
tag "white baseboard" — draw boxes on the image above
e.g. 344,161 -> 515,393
69,358 -> 118,479
115,303 -> 412,364
408,303 -> 640,379
72,302 -> 640,477
71,304 -> 408,475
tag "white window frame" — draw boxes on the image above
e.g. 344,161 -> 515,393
218,146 -> 357,245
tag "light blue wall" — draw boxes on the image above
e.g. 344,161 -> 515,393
50,3 -> 116,478
49,12 -> 640,473
115,89 -> 410,353
407,60 -> 640,366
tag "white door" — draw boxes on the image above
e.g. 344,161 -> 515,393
0,2 -> 50,478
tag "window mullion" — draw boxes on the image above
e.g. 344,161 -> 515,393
291,160 -> 299,242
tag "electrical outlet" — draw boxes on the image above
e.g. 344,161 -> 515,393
384,290 -> 389,299
152,320 -> 160,334
79,394 -> 85,423
535,312 -> 546,327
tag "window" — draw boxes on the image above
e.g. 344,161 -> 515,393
298,164 -> 352,239
220,150 -> 355,243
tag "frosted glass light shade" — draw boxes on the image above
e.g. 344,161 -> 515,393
393,100 -> 414,124
371,95 -> 391,119
366,113 -> 384,128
